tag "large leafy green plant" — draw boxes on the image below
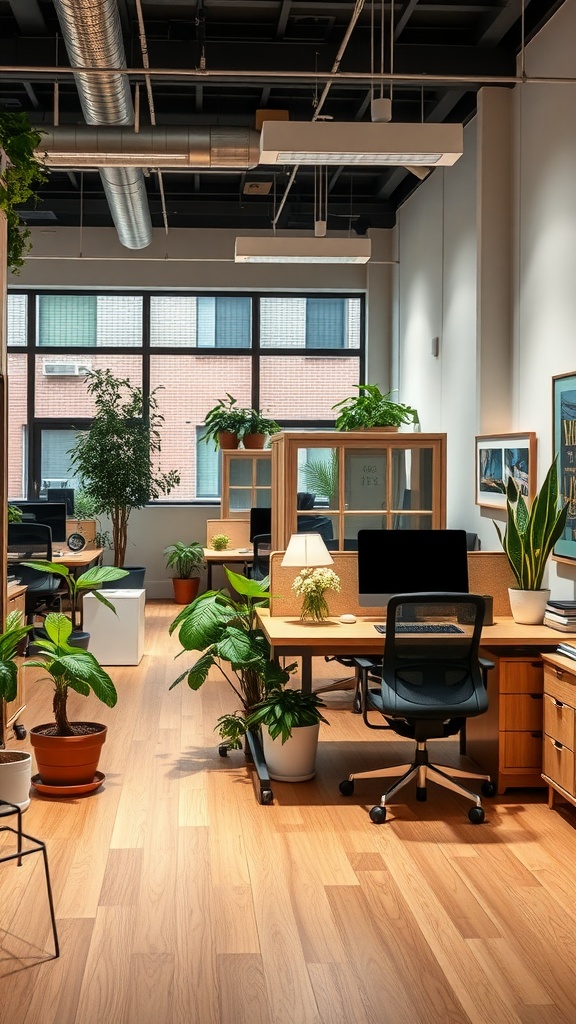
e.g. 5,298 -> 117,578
164,541 -> 204,580
494,458 -> 569,590
246,684 -> 328,744
20,561 -> 128,628
332,384 -> 419,430
27,613 -> 117,736
0,610 -> 32,749
169,567 -> 295,748
68,369 -> 180,567
0,111 -> 47,273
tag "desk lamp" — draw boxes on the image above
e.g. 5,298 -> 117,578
281,533 -> 334,569
281,534 -> 338,622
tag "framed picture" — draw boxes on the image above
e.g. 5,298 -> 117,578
475,433 -> 536,509
553,372 -> 576,561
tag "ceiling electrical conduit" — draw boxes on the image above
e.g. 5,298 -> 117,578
52,0 -> 153,249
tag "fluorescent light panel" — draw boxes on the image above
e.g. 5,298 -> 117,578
234,236 -> 371,264
259,121 -> 463,166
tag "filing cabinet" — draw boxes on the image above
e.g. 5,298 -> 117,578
541,653 -> 576,809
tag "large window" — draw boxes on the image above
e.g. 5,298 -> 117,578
7,291 -> 365,503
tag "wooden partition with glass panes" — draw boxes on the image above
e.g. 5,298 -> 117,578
270,431 -> 447,551
221,449 -> 272,518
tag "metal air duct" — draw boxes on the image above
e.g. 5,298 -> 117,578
38,126 -> 261,169
52,0 -> 152,249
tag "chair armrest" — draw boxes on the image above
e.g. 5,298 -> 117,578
479,656 -> 495,688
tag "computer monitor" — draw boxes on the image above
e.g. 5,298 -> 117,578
47,487 -> 75,516
10,501 -> 68,544
357,529 -> 469,608
249,506 -> 272,542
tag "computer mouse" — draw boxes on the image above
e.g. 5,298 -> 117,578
339,613 -> 357,623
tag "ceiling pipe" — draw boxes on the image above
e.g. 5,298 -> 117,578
38,125 -> 261,168
52,0 -> 152,249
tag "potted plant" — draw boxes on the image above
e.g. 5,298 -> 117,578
210,533 -> 229,551
67,369 -> 180,579
241,409 -> 281,449
0,111 -> 47,273
200,393 -> 250,450
494,457 -> 569,624
163,541 -> 205,604
332,384 -> 419,430
26,612 -> 118,793
7,503 -> 23,524
19,559 -> 129,639
169,567 -> 295,750
245,682 -> 328,781
0,611 -> 33,810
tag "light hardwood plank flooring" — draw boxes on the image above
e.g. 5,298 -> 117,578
2,600 -> 576,1023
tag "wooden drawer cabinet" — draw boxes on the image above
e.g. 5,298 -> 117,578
541,655 -> 576,809
466,648 -> 552,794
3,583 -> 27,741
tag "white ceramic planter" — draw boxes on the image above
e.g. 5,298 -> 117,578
508,588 -> 550,625
0,750 -> 32,813
262,723 -> 320,782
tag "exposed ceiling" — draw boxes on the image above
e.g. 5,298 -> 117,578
0,0 -> 566,243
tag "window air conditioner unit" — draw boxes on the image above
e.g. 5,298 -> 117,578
42,360 -> 92,377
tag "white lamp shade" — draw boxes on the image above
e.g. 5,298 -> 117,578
281,533 -> 334,567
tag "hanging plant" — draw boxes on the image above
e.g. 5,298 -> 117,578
0,111 -> 47,273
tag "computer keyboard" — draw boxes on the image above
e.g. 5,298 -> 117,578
374,622 -> 464,635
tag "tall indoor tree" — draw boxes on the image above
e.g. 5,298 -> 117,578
68,369 -> 180,567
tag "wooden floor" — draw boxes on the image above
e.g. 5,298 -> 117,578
2,601 -> 576,1024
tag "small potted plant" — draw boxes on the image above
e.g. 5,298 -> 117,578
200,393 -> 250,450
0,610 -> 33,810
26,612 -> 118,793
332,384 -> 419,431
494,457 -> 569,624
211,533 -> 229,552
163,540 -> 205,604
19,559 -> 129,641
245,682 -> 328,781
241,409 -> 281,449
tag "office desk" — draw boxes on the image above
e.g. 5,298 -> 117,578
53,547 -> 105,572
203,547 -> 253,589
257,610 -> 559,694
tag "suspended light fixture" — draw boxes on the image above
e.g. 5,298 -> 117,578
234,236 -> 371,264
259,121 -> 463,167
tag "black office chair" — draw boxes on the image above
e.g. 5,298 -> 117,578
339,593 -> 496,824
7,523 -> 63,628
247,512 -> 335,583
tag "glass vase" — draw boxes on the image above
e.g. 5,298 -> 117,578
300,591 -> 330,622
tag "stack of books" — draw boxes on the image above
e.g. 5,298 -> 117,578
556,642 -> 576,662
543,599 -> 576,632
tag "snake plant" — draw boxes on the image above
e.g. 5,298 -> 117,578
494,457 -> 569,590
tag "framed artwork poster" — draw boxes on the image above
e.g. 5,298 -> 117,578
553,372 -> 576,561
475,433 -> 536,509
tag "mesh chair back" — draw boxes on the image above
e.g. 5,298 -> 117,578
381,593 -> 488,721
7,523 -> 59,596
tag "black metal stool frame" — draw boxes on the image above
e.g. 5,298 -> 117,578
0,800 -> 60,959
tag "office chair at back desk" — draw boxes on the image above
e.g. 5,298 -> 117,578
339,593 -> 496,824
7,523 -> 64,632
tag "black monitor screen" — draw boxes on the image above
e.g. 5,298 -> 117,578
11,501 -> 68,543
357,529 -> 469,607
47,487 -> 75,516
249,507 -> 272,542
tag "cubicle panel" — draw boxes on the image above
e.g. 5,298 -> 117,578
206,518 -> 250,549
467,551 -> 515,616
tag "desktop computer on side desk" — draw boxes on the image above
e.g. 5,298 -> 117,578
357,528 -> 470,634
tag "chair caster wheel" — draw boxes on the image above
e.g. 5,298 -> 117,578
13,724 -> 27,740
339,779 -> 354,796
481,781 -> 497,797
259,789 -> 273,805
218,744 -> 228,757
468,806 -> 485,824
369,805 -> 387,824
352,694 -> 362,714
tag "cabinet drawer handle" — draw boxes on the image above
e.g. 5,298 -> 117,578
529,693 -> 543,700
554,699 -> 564,708
531,662 -> 541,668
531,731 -> 543,739
556,669 -> 565,679
553,740 -> 564,750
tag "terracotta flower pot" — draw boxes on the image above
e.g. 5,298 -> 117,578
218,431 -> 240,449
30,723 -> 107,787
172,577 -> 200,605
242,432 -> 267,449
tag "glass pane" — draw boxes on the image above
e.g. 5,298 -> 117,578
197,297 -> 251,348
260,297 -> 361,349
260,355 -> 359,422
39,429 -> 85,495
196,431 -> 221,499
392,448 -> 433,510
255,489 -> 271,507
7,294 -> 27,346
345,450 -> 387,511
36,295 -> 142,347
392,514 -> 434,530
150,354 -> 251,501
256,458 -> 271,486
7,353 -> 27,498
229,489 -> 251,512
296,513 -> 337,548
150,296 -> 197,347
35,354 -> 142,417
229,458 -> 253,486
344,514 -> 388,546
297,447 -> 339,509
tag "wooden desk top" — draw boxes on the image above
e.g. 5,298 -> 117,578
203,547 -> 253,562
257,609 -> 561,656
53,547 -> 105,568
